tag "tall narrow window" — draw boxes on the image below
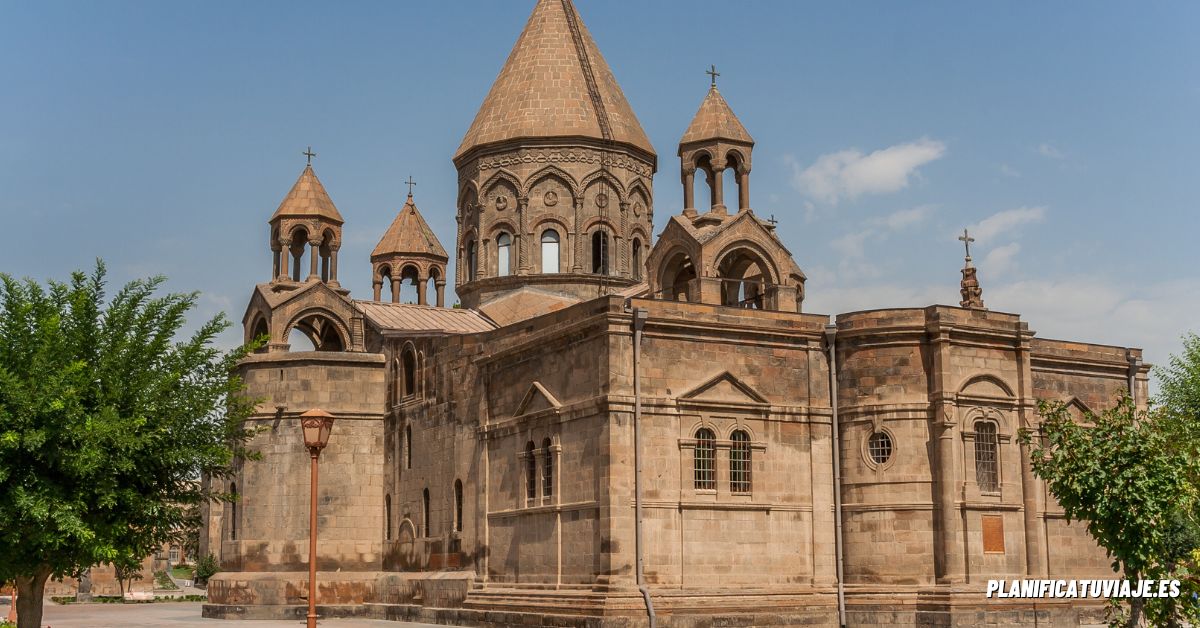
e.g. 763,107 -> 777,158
496,233 -> 511,277
402,348 -> 416,397
693,428 -> 715,490
466,239 -> 477,279
631,239 -> 642,280
542,437 -> 554,498
591,230 -> 609,275
229,482 -> 238,540
422,488 -> 431,537
541,230 -> 560,274
454,480 -> 464,532
730,430 -> 752,493
975,421 -> 999,492
385,494 -> 392,541
404,424 -> 412,469
525,441 -> 537,502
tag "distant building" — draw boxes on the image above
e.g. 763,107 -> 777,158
201,1 -> 1149,625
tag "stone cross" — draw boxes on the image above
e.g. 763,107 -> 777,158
706,64 -> 720,88
958,228 -> 975,259
303,146 -> 316,166
405,176 -> 417,197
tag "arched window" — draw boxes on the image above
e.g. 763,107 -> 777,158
404,424 -> 412,470
975,421 -> 999,492
693,428 -> 715,490
465,239 -> 477,280
631,239 -> 642,280
454,480 -> 464,533
422,488 -> 431,537
525,441 -> 537,502
730,430 -> 752,493
591,230 -> 609,275
384,494 -> 392,541
541,230 -> 560,274
402,348 -> 416,397
496,233 -> 512,277
229,482 -> 238,541
542,437 -> 553,498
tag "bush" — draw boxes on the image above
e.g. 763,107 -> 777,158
194,553 -> 220,585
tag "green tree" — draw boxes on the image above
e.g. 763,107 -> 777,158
0,263 -> 258,628
1021,393 -> 1200,628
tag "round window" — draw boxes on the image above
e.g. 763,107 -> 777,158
868,431 -> 893,465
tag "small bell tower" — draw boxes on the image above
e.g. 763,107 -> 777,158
268,148 -> 345,291
679,67 -> 755,219
370,178 -> 449,307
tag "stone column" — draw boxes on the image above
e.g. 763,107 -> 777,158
327,245 -> 341,288
711,160 -> 727,215
478,238 -> 489,281
930,328 -> 965,583
417,273 -> 427,306
278,240 -> 291,281
435,280 -> 446,307
738,170 -> 751,211
1016,334 -> 1047,577
572,199 -> 583,273
373,280 -> 382,302
682,169 -> 695,211
307,240 -> 320,281
391,277 -> 401,303
518,196 -> 530,273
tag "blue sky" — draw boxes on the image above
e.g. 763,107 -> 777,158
1,1 -> 1196,377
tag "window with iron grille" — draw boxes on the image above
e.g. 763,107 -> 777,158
730,430 -> 752,493
525,441 -> 537,501
868,431 -> 893,465
975,421 -> 999,492
542,438 -> 553,498
693,428 -> 716,490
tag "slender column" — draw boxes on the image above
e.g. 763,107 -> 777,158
435,280 -> 446,307
373,280 -> 382,302
417,273 -> 427,305
478,238 -> 489,280
391,277 -> 401,303
327,246 -> 340,287
930,330 -> 965,583
711,166 -> 726,214
738,171 -> 750,211
278,240 -> 292,281
518,196 -> 530,273
307,241 -> 320,281
683,169 -> 695,211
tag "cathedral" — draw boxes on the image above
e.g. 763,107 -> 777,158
200,1 -> 1149,626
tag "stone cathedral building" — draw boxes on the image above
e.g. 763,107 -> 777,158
201,1 -> 1150,626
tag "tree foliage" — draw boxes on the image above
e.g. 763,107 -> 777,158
0,262 -> 258,627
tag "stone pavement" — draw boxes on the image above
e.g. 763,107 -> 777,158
0,600 -> 444,628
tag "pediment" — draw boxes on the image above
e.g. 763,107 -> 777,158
1064,397 -> 1094,423
513,381 -> 562,418
958,375 -> 1014,399
679,371 -> 768,406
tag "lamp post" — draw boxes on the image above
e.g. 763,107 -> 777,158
300,408 -> 334,628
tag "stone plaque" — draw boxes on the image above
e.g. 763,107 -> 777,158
982,515 -> 1005,554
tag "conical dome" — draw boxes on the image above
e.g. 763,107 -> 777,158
680,86 -> 754,147
270,165 -> 344,223
455,0 -> 654,159
371,195 -> 448,260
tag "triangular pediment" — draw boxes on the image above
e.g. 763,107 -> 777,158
1064,397 -> 1094,423
679,371 -> 768,405
514,381 -> 562,418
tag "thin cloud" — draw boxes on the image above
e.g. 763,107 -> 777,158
1037,143 -> 1065,159
788,138 -> 946,205
872,205 -> 935,230
1000,163 -> 1021,178
982,242 -> 1021,275
968,206 -> 1047,242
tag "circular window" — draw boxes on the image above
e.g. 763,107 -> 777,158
867,431 -> 893,465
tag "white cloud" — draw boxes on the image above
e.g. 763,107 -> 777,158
1037,143 -> 1065,159
968,206 -> 1046,242
788,138 -> 946,205
1000,163 -> 1021,178
831,230 -> 873,259
872,205 -> 935,230
982,242 -> 1021,275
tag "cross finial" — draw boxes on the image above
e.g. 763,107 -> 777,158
303,146 -> 316,166
404,175 -> 417,198
768,214 -> 778,226
958,228 -> 975,260
706,64 -> 720,88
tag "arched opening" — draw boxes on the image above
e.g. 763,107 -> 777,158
730,429 -> 752,492
399,265 -> 420,304
271,227 -> 282,279
289,313 -> 346,351
717,247 -> 773,310
402,348 -> 416,397
465,239 -> 477,281
659,250 -> 696,302
228,482 -> 238,541
290,227 -> 310,281
422,488 -> 431,537
404,424 -> 413,469
496,232 -> 512,277
454,479 -> 464,533
591,230 -> 609,275
378,265 -> 393,302
542,437 -> 553,498
693,428 -> 715,490
540,229 -> 560,274
631,238 -> 643,281
288,327 -> 317,351
250,316 -> 269,353
319,229 -> 335,282
693,154 -> 717,211
726,151 -> 749,210
385,494 -> 393,541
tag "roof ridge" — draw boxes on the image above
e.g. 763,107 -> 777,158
559,0 -> 612,141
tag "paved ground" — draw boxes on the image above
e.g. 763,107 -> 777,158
1,600 -> 444,628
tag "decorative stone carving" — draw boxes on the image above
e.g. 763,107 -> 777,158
544,191 -> 559,207
495,195 -> 508,211
596,193 -> 608,209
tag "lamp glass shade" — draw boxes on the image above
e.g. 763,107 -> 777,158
300,410 -> 334,450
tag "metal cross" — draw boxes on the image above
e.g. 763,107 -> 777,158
303,146 -> 316,166
768,214 -> 778,226
958,228 -> 975,259
706,64 -> 720,88
404,176 -> 417,197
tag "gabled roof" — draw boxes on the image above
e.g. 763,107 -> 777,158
356,301 -> 496,334
680,86 -> 754,146
371,195 -> 448,260
455,0 -> 654,159
270,165 -> 344,223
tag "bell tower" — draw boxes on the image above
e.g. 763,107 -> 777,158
452,0 -> 657,310
678,69 -> 755,220
268,149 -> 345,292
370,184 -> 449,307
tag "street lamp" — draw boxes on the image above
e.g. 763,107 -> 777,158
300,408 -> 334,628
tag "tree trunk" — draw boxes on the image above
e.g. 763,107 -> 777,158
15,566 -> 50,628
